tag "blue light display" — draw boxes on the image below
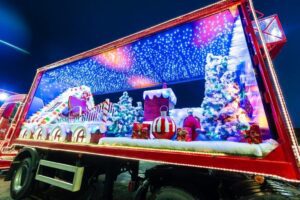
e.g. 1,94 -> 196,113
35,10 -> 236,104
24,7 -> 274,145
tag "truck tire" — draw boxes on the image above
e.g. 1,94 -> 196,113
150,186 -> 197,200
10,157 -> 35,200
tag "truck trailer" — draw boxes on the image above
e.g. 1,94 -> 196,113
2,0 -> 300,199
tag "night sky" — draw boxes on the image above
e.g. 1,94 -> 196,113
0,0 -> 299,127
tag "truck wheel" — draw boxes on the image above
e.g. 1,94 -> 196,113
10,157 -> 35,200
150,186 -> 198,200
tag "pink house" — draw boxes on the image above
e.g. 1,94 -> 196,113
143,87 -> 177,121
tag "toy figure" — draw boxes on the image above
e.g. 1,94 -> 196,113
183,109 -> 201,141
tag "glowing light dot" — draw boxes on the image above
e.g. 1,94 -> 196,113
0,93 -> 8,101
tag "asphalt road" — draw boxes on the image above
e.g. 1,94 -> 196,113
0,176 -> 11,200
0,175 -> 129,200
0,172 -> 134,200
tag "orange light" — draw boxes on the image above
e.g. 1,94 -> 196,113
254,175 -> 265,184
94,47 -> 133,71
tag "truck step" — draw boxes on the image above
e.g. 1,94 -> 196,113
35,159 -> 84,192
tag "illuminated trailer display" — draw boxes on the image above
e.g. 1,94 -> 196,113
21,6 -> 275,155
4,0 -> 300,199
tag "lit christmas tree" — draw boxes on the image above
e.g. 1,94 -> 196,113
107,92 -> 141,137
200,53 -> 251,140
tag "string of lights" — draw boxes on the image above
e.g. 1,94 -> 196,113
35,10 -> 235,104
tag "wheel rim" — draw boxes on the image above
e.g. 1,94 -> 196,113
13,165 -> 28,192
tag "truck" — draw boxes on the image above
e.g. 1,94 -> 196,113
2,0 -> 300,199
0,94 -> 24,170
0,94 -> 43,171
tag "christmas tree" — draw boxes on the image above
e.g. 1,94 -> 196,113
200,53 -> 251,141
135,101 -> 144,123
107,92 -> 142,137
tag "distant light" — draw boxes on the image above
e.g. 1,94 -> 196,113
0,39 -> 30,55
0,93 -> 8,101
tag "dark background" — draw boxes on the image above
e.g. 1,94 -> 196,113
94,80 -> 205,109
0,0 -> 299,128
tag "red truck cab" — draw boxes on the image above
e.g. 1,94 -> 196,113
0,95 -> 43,170
0,95 -> 24,170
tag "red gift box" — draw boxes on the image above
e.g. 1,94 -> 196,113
176,127 -> 192,142
244,124 -> 262,144
132,123 -> 150,139
90,131 -> 105,144
65,131 -> 72,142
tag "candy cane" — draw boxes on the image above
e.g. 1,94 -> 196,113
102,99 -> 110,123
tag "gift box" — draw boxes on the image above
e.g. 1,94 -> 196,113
65,130 -> 73,142
90,123 -> 107,143
132,122 -> 150,139
244,124 -> 262,144
90,130 -> 105,143
176,127 -> 192,142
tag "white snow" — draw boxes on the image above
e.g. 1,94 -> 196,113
228,16 -> 251,72
169,107 -> 203,127
143,88 -> 177,105
99,137 -> 278,157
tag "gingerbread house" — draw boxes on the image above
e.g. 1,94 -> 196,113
143,87 -> 177,121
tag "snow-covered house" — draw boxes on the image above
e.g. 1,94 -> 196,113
143,87 -> 177,121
